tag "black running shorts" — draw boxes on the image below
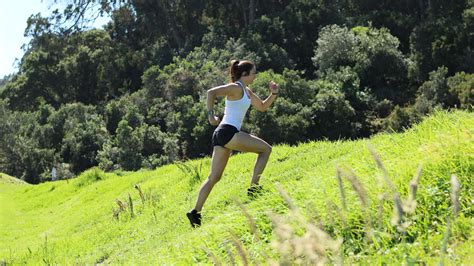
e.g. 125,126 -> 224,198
212,124 -> 239,147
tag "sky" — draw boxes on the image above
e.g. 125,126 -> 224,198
0,0 -> 110,78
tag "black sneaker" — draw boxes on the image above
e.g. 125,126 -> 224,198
247,184 -> 264,198
186,209 -> 201,228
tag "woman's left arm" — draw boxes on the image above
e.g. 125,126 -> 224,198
249,81 -> 279,112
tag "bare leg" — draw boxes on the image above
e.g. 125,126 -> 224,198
251,151 -> 271,184
225,132 -> 272,186
194,146 -> 231,212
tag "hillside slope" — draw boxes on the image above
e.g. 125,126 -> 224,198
0,110 -> 472,264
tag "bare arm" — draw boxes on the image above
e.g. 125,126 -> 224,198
248,81 -> 279,112
206,83 -> 240,125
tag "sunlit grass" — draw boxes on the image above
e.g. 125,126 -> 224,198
0,110 -> 472,264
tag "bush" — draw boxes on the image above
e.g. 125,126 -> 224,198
382,105 -> 419,132
96,140 -> 120,172
116,120 -> 143,171
309,80 -> 357,139
246,71 -> 312,144
413,66 -> 459,116
447,71 -> 474,109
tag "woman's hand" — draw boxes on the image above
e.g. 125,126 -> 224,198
208,113 -> 221,126
269,81 -> 279,94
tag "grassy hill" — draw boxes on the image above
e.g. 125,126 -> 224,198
0,110 -> 472,264
0,173 -> 26,185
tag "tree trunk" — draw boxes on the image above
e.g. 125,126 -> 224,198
249,0 -> 255,23
239,0 -> 248,26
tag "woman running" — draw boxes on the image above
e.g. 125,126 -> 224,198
187,59 -> 279,227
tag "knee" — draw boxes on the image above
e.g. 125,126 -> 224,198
263,144 -> 272,155
208,174 -> 222,184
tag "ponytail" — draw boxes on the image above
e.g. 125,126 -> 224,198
230,60 -> 240,82
229,59 -> 255,82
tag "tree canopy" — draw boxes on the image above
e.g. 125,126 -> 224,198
1,0 -> 472,183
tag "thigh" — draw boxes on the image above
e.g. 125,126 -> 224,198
224,131 -> 271,153
210,146 -> 232,176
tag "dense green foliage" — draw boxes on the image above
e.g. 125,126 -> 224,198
0,1 -> 472,183
1,111 -> 472,264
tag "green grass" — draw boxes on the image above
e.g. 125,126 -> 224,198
0,110 -> 472,264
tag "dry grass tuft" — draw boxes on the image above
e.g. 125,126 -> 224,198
403,164 -> 422,214
440,174 -> 462,265
270,186 -> 342,265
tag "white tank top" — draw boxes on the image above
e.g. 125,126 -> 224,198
220,80 -> 251,130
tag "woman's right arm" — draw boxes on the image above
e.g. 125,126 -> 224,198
207,84 -> 238,125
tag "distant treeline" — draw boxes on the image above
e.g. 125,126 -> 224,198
0,0 -> 472,183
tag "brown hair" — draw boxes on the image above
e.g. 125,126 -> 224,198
229,60 -> 255,82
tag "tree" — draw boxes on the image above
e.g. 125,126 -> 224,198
246,70 -> 313,144
116,120 -> 143,170
60,111 -> 108,173
314,25 -> 411,104
313,25 -> 359,74
409,0 -> 473,82
0,101 -> 55,183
